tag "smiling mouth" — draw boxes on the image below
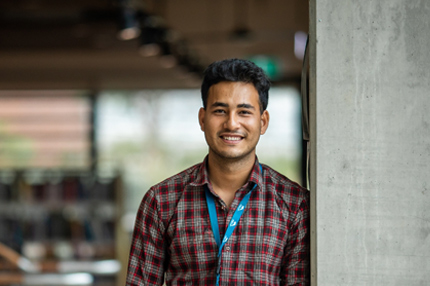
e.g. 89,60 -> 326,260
221,135 -> 243,141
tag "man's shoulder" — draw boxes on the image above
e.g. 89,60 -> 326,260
261,164 -> 309,209
151,162 -> 202,191
137,162 -> 203,231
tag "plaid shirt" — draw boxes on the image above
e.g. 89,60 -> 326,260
126,157 -> 310,286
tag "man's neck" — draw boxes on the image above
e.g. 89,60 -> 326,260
207,153 -> 255,208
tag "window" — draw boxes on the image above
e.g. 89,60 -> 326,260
0,91 -> 90,170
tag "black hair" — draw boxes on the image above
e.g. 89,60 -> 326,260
201,58 -> 270,113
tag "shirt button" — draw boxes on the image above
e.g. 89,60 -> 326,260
225,246 -> 231,251
221,206 -> 226,210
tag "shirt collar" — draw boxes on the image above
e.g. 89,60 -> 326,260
190,156 -> 264,192
189,156 -> 211,187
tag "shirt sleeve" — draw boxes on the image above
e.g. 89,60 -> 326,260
280,192 -> 310,286
126,188 -> 167,286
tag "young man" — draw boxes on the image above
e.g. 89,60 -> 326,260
126,59 -> 310,285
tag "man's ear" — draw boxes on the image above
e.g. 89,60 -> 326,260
260,110 -> 270,135
198,107 -> 206,131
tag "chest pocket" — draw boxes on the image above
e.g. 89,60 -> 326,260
169,227 -> 217,266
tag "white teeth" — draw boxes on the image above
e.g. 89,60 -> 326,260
224,136 -> 241,141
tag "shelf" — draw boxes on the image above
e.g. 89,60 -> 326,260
0,173 -> 122,286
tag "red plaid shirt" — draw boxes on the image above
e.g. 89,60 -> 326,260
126,157 -> 310,285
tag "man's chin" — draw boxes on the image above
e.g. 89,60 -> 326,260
210,149 -> 255,162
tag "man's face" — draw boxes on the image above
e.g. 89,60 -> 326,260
199,81 -> 269,162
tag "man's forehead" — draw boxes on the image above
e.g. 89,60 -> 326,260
208,82 -> 258,99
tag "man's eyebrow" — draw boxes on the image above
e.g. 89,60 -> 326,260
237,103 -> 255,110
211,102 -> 229,108
210,102 -> 256,110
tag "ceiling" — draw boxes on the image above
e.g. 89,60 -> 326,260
0,0 -> 308,90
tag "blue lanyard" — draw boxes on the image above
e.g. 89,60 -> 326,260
204,165 -> 261,285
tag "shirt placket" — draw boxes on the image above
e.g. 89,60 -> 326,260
216,186 -> 252,284
217,198 -> 228,242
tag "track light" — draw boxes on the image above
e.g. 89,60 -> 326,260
159,42 -> 177,68
117,0 -> 140,40
139,26 -> 164,56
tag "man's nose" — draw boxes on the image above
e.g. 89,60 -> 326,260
224,113 -> 240,130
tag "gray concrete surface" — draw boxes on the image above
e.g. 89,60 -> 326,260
310,0 -> 430,285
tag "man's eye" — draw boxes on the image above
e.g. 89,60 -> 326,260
239,110 -> 251,115
214,109 -> 225,113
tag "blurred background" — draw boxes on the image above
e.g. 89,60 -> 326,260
0,0 -> 308,285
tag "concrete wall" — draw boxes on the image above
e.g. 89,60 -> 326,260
309,0 -> 430,285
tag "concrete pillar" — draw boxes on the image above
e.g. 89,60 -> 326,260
309,0 -> 430,285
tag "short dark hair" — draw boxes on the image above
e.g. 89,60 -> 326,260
201,58 -> 270,113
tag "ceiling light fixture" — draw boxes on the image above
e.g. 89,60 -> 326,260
117,0 -> 140,41
159,42 -> 177,68
139,26 -> 164,57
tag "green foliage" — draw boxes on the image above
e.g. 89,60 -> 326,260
0,121 -> 35,168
